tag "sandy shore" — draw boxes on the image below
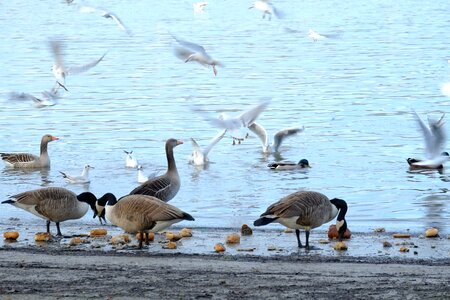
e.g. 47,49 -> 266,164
0,223 -> 449,299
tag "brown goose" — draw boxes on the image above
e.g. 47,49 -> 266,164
0,134 -> 59,168
102,193 -> 194,249
1,187 -> 97,236
129,138 -> 183,202
254,191 -> 348,249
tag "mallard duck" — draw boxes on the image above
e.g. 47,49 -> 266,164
267,159 -> 310,170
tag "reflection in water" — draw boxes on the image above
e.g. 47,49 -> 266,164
417,193 -> 449,231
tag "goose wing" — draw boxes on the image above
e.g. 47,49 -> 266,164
1,153 -> 39,164
129,175 -> 173,201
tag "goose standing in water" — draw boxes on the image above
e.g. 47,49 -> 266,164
124,150 -> 138,168
407,111 -> 449,170
254,191 -> 348,250
129,139 -> 183,202
248,122 -> 304,153
101,193 -> 194,249
189,130 -> 226,166
1,187 -> 97,236
0,134 -> 59,168
59,165 -> 94,184
268,159 -> 310,170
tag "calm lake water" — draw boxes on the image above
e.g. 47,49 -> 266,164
0,0 -> 449,234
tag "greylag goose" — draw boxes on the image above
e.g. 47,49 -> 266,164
268,159 -> 310,170
407,111 -> 449,169
189,129 -> 226,166
1,134 -> 59,168
101,193 -> 195,249
129,139 -> 183,202
248,122 -> 304,153
254,191 -> 348,249
59,165 -> 94,184
124,150 -> 138,168
172,35 -> 223,76
1,187 -> 97,236
249,0 -> 284,20
50,39 -> 106,91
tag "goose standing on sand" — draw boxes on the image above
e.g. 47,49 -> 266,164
124,150 -> 138,168
100,193 -> 195,248
248,122 -> 304,153
1,187 -> 97,236
0,134 -> 59,168
59,165 -> 94,184
407,111 -> 449,170
189,129 -> 226,166
254,191 -> 348,250
268,159 -> 310,170
129,139 -> 183,202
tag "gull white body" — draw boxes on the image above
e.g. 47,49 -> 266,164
189,130 -> 226,165
60,165 -> 94,184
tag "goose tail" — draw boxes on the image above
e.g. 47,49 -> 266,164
254,216 -> 277,226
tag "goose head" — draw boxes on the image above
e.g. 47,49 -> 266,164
77,192 -> 98,213
330,198 -> 348,241
42,134 -> 59,143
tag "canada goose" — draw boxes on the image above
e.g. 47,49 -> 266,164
102,193 -> 195,249
1,134 -> 59,168
268,159 -> 311,170
92,193 -> 114,225
189,130 -> 226,166
248,122 -> 304,153
129,139 -> 183,202
1,187 -> 97,236
124,150 -> 138,168
59,165 -> 94,184
254,191 -> 348,249
172,35 -> 223,76
407,111 -> 449,169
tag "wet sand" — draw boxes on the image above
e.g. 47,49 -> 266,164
0,222 -> 449,299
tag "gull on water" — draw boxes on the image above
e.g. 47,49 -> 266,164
248,0 -> 284,20
137,165 -> 158,183
124,150 -> 138,168
172,35 -> 223,76
59,165 -> 94,184
8,82 -> 65,108
248,122 -> 305,153
407,111 -> 449,169
189,130 -> 227,166
307,29 -> 341,41
49,39 -> 106,91
79,5 -> 133,36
